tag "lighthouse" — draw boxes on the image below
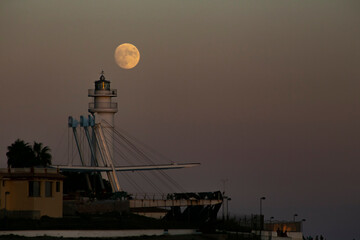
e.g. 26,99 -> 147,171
62,71 -> 202,193
88,71 -> 117,167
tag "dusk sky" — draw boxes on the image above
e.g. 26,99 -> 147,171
1,1 -> 359,239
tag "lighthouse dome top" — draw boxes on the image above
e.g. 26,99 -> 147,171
95,71 -> 110,90
96,70 -> 110,82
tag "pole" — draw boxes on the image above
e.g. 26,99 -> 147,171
301,219 -> 306,233
259,197 -> 266,239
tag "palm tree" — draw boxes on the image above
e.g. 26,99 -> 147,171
6,139 -> 35,168
33,141 -> 52,167
6,139 -> 52,168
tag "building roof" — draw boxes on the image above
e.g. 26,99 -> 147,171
0,168 -> 65,180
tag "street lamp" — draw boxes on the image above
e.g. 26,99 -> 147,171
301,219 -> 306,233
293,213 -> 298,222
259,197 -> 266,239
270,216 -> 274,223
260,197 -> 266,216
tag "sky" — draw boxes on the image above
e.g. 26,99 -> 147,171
1,0 -> 359,239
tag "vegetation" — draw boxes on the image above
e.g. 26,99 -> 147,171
6,139 -> 52,168
32,142 -> 52,167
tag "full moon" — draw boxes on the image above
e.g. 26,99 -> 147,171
114,43 -> 140,69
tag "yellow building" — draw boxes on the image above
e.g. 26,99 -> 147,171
0,168 -> 64,219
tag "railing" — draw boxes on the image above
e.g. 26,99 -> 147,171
88,89 -> 117,96
131,193 -> 170,200
264,221 -> 302,232
130,191 -> 223,201
229,214 -> 262,230
88,102 -> 117,110
128,192 -> 223,208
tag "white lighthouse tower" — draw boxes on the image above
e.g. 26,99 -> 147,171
88,71 -> 120,191
88,70 -> 117,152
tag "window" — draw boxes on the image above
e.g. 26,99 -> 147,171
29,181 -> 41,197
56,182 -> 60,192
45,182 -> 53,197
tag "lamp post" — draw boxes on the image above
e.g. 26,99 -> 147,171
259,196 -> 266,239
260,197 -> 266,220
269,216 -> 274,233
293,213 -> 298,222
301,219 -> 306,233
